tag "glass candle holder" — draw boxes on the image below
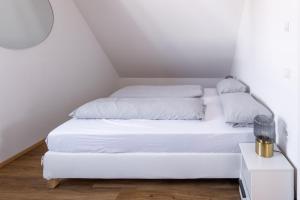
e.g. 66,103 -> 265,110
254,115 -> 275,158
254,115 -> 275,142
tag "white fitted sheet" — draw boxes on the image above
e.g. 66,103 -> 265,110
46,88 -> 255,153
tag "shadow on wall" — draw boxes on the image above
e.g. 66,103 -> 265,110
277,117 -> 297,197
116,0 -> 242,77
277,117 -> 288,154
118,0 -> 220,76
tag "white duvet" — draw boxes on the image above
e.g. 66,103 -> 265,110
71,98 -> 205,120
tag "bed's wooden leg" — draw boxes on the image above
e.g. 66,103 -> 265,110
47,179 -> 61,189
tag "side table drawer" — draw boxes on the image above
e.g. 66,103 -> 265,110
240,177 -> 250,200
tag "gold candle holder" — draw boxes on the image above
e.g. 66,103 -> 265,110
255,138 -> 274,158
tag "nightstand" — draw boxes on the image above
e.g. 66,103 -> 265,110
239,143 -> 294,200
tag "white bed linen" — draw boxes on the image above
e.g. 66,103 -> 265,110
46,88 -> 254,153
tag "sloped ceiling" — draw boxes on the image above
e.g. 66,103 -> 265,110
75,0 -> 244,78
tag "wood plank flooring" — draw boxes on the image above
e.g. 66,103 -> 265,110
0,144 -> 240,200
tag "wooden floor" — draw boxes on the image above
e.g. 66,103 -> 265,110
0,144 -> 240,200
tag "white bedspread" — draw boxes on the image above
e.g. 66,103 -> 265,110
46,88 -> 254,153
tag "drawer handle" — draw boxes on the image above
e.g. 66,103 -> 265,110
239,179 -> 247,198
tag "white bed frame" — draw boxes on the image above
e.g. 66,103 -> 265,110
43,152 -> 242,188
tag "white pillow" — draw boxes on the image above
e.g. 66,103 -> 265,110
71,98 -> 205,120
110,85 -> 203,98
220,93 -> 273,127
217,78 -> 248,95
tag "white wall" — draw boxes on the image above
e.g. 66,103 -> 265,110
298,1 -> 300,198
232,0 -> 299,195
0,0 -> 119,162
75,0 -> 244,78
119,78 -> 221,88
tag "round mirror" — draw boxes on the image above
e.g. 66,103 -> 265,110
0,0 -> 54,49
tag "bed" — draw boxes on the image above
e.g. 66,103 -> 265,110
42,88 -> 255,187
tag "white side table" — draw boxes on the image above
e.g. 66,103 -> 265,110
239,143 -> 294,200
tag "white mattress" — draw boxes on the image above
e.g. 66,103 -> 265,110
46,88 -> 255,153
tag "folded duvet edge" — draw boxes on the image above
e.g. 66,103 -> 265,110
70,97 -> 205,120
